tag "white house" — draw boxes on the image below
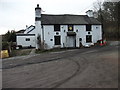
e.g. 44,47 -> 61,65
16,4 -> 102,49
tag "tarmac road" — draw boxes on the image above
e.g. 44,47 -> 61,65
2,45 -> 118,88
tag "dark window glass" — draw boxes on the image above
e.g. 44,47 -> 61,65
54,25 -> 60,31
26,38 -> 30,41
79,38 -> 82,41
86,25 -> 91,31
68,25 -> 73,31
54,36 -> 61,45
86,35 -> 92,43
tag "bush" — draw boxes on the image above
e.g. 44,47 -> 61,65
2,42 -> 9,50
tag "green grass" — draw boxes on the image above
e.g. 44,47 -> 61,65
10,49 -> 32,57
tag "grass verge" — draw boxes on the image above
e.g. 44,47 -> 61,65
10,49 -> 32,57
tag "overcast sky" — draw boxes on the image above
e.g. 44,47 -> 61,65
0,0 -> 102,35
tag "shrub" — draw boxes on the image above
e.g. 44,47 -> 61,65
2,42 -> 9,50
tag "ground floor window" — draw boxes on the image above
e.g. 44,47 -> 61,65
26,38 -> 30,41
54,36 -> 61,45
86,35 -> 92,43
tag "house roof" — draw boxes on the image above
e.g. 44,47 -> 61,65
26,25 -> 35,34
16,29 -> 25,34
41,14 -> 101,25
16,34 -> 35,36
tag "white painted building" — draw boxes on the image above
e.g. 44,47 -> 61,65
16,4 -> 102,49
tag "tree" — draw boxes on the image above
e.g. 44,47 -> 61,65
4,30 -> 16,42
102,2 -> 118,22
4,30 -> 11,42
2,30 -> 16,52
10,30 -> 16,42
93,0 -> 119,40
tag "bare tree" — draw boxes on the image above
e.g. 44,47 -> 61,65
93,0 -> 105,38
93,0 -> 119,40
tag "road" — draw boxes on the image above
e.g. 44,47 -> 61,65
2,45 -> 118,88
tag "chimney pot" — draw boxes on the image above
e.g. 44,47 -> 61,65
37,4 -> 39,7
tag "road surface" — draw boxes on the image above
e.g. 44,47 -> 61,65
2,45 -> 118,88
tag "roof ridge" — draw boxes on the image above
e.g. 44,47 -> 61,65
41,14 -> 87,16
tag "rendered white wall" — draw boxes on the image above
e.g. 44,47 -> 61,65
43,25 -> 54,49
43,25 -> 102,49
74,25 -> 86,47
92,25 -> 102,43
61,25 -> 67,48
17,36 -> 36,47
18,24 -> 102,49
35,21 -> 42,49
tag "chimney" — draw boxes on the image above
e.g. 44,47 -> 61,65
93,12 -> 98,18
35,4 -> 43,49
35,4 -> 41,21
86,10 -> 94,17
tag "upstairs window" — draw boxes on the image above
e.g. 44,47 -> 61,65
26,38 -> 30,41
68,25 -> 73,31
86,25 -> 91,31
54,25 -> 60,31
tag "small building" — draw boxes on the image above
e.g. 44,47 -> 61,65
16,4 -> 102,49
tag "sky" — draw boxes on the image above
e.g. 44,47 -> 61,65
0,0 -> 102,35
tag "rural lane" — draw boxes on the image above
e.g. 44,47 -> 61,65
2,45 -> 118,88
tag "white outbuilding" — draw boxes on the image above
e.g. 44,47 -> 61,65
16,4 -> 102,49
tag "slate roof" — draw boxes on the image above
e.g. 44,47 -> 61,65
16,34 -> 35,36
41,14 -> 101,25
16,29 -> 25,34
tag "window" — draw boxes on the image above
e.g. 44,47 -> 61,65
79,38 -> 82,41
54,25 -> 60,31
26,38 -> 30,41
86,35 -> 92,43
86,25 -> 91,31
76,29 -> 78,32
54,36 -> 61,45
68,25 -> 73,31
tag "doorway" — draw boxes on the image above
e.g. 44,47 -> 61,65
67,36 -> 76,47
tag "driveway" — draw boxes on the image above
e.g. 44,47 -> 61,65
2,45 -> 118,88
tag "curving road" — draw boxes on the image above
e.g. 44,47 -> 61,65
2,45 -> 118,88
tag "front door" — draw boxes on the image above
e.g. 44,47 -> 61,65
67,36 -> 76,47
